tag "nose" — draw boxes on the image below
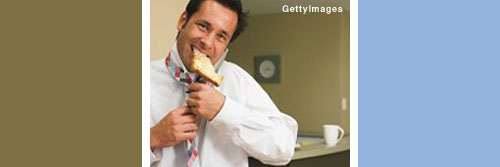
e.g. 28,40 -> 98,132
199,33 -> 216,52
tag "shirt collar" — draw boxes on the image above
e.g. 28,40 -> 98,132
169,42 -> 198,79
169,42 -> 188,72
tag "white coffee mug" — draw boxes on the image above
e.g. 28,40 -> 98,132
323,124 -> 344,147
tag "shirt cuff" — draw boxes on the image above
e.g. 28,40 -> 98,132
210,97 -> 245,131
150,148 -> 162,165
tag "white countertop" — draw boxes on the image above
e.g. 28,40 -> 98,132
292,135 -> 350,160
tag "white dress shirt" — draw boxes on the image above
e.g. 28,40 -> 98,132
150,45 -> 298,167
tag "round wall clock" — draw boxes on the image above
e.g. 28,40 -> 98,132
259,60 -> 276,79
254,55 -> 280,83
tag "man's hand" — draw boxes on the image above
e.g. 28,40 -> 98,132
150,106 -> 198,149
186,83 -> 226,121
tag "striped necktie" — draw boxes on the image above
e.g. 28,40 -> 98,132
165,53 -> 200,167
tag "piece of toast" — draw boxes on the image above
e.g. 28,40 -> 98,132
191,49 -> 224,87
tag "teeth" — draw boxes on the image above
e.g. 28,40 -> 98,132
193,47 -> 209,58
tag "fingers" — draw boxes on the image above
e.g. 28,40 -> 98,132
187,83 -> 205,92
174,124 -> 198,141
182,131 -> 197,140
186,98 -> 199,108
172,106 -> 189,115
179,123 -> 198,132
169,106 -> 197,124
188,92 -> 201,99
171,126 -> 197,142
173,106 -> 196,116
186,98 -> 203,115
176,114 -> 197,124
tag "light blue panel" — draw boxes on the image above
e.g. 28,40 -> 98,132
359,0 -> 500,166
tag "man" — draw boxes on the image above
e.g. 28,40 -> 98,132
150,0 -> 298,166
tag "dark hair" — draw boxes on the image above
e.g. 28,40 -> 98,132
185,0 -> 248,43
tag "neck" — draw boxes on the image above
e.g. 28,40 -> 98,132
173,42 -> 194,73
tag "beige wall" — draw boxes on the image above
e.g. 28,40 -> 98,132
151,0 -> 188,61
227,12 -> 350,134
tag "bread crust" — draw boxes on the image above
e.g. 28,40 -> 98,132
191,49 -> 223,87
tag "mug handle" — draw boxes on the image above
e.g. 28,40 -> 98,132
336,126 -> 345,143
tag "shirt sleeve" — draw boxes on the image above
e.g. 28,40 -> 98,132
210,73 -> 298,166
150,109 -> 162,166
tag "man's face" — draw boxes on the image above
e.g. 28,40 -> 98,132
176,0 -> 238,71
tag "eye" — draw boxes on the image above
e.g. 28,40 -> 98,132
217,33 -> 227,42
197,23 -> 208,31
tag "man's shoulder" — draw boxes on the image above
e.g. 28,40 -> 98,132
219,61 -> 258,86
150,58 -> 166,73
220,61 -> 244,71
220,61 -> 250,77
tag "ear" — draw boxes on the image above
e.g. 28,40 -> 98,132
177,11 -> 188,32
